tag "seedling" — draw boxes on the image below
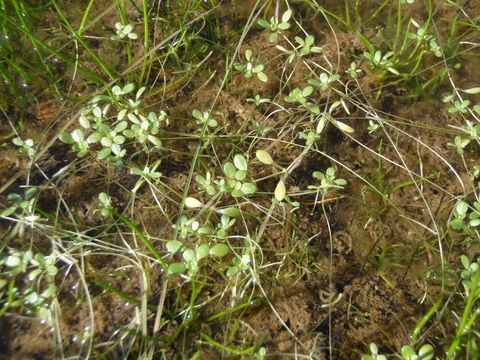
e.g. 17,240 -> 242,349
364,49 -> 400,76
0,249 -> 58,320
460,255 -> 479,294
111,23 -> 138,40
284,86 -> 319,114
276,34 -> 322,62
218,154 -> 257,197
347,61 -> 363,78
2,188 -> 38,218
246,93 -> 271,106
450,200 -> 480,230
192,110 -> 218,128
234,50 -> 268,82
361,343 -> 387,360
12,137 -> 35,158
196,172 -> 217,196
308,167 -> 347,195
98,192 -> 112,217
227,254 -> 251,277
308,72 -> 340,91
258,9 -> 291,43
298,130 -> 321,145
449,100 -> 470,114
447,136 -> 470,155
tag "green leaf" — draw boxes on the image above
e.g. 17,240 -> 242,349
450,218 -> 464,230
166,240 -> 183,253
418,344 -> 434,360
258,18 -> 270,28
256,150 -> 273,164
282,9 -> 292,23
234,154 -> 248,171
2,207 -> 17,217
97,148 -> 111,159
6,255 -> 21,267
274,179 -> 286,201
123,83 -> 135,94
257,72 -> 268,82
210,243 -> 229,257
185,197 -> 203,208
148,135 -> 162,147
183,249 -> 195,261
87,132 -> 102,143
196,244 -> 210,260
235,170 -> 247,181
401,345 -> 415,360
241,183 -> 257,195
456,201 -> 468,216
227,266 -> 239,277
168,262 -> 187,275
192,109 -> 202,120
224,162 -> 237,178
46,265 -> 58,276
334,120 -> 355,133
59,133 -> 74,144
217,207 -> 241,217
231,190 -> 244,197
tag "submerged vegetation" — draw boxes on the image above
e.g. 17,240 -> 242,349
1,0 -> 480,359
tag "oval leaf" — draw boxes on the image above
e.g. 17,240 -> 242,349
185,197 -> 203,208
334,120 -> 355,134
234,154 -> 248,171
256,150 -> 273,165
210,243 -> 229,257
274,179 -> 286,201
166,240 -> 183,253
168,262 -> 187,275
217,207 -> 241,217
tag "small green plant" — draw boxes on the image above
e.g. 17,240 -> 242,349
276,34 -> 322,63
60,83 -> 167,167
219,154 -> 257,197
192,110 -> 218,128
298,130 -> 321,145
450,200 -> 480,230
167,215 -> 232,276
0,249 -> 58,320
227,253 -> 251,277
196,172 -> 217,196
248,121 -> 274,136
258,9 -> 291,43
448,100 -> 470,114
234,50 -> 268,82
246,93 -> 271,106
12,137 -> 36,158
347,61 -> 363,78
361,343 -> 387,360
408,19 -> 442,58
111,22 -> 138,40
308,72 -> 340,91
2,188 -> 38,219
364,49 -> 400,76
284,86 -> 320,114
447,136 -> 470,155
361,342 -> 433,360
98,192 -> 113,217
308,167 -> 347,195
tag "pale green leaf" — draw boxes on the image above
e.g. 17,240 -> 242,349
274,179 -> 286,201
